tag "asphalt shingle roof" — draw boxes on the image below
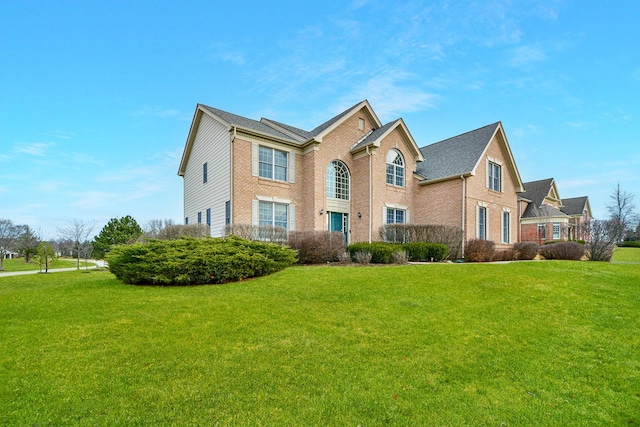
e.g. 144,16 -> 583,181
521,178 -> 555,207
560,196 -> 589,216
309,101 -> 364,137
416,122 -> 500,181
200,105 -> 299,143
350,120 -> 399,151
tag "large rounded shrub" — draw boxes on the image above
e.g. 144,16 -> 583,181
106,236 -> 297,285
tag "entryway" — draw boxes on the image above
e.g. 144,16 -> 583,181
328,212 -> 348,243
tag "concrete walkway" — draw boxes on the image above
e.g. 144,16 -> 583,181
0,260 -> 106,278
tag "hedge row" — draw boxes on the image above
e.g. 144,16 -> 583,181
106,236 -> 297,286
347,241 -> 448,263
618,241 -> 640,248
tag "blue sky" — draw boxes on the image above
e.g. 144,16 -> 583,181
1,0 -> 639,239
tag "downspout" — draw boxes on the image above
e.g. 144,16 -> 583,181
229,126 -> 236,235
461,175 -> 466,258
367,146 -> 372,243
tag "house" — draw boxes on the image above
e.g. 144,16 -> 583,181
178,100 -> 524,255
519,178 -> 591,243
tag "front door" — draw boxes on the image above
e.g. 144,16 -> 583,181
328,212 -> 348,243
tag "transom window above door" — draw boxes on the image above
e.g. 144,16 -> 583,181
326,160 -> 350,200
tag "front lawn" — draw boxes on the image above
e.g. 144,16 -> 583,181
0,261 -> 638,425
0,258 -> 93,272
612,246 -> 640,263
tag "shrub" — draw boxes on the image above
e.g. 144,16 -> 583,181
379,224 -> 463,259
337,251 -> 352,264
464,239 -> 495,262
286,231 -> 346,264
354,250 -> 372,265
347,242 -> 401,264
392,250 -> 409,265
539,241 -> 585,260
106,236 -> 297,286
514,242 -> 539,260
402,242 -> 448,262
492,248 -> 516,261
224,224 -> 287,243
619,241 -> 640,248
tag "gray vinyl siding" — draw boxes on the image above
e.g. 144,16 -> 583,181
183,114 -> 231,237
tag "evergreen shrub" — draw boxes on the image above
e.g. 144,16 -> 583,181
347,242 -> 400,264
106,236 -> 297,286
402,242 -> 448,261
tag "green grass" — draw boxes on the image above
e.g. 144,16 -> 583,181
0,258 -> 93,272
612,247 -> 640,263
1,261 -> 639,425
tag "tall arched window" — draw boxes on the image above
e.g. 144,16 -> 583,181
326,160 -> 350,200
386,149 -> 405,187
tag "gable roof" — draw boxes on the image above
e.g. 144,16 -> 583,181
520,178 -> 556,206
560,196 -> 591,216
349,118 -> 424,162
520,178 -> 570,219
415,122 -> 524,191
521,203 -> 569,220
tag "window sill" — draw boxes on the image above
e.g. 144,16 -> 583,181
258,178 -> 291,188
386,184 -> 406,192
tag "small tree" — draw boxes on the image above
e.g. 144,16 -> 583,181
16,225 -> 41,263
36,241 -> 57,273
92,215 -> 144,259
607,183 -> 637,243
0,219 -> 25,271
58,219 -> 96,270
587,219 -> 616,262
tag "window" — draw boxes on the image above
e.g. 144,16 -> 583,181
259,201 -> 288,230
538,224 -> 546,240
185,217 -> 188,225
259,146 -> 288,181
326,160 -> 350,200
206,208 -> 211,226
488,162 -> 501,192
386,150 -> 405,187
502,211 -> 510,244
553,223 -> 561,240
358,118 -> 365,131
478,207 -> 487,240
203,162 -> 208,183
197,212 -> 202,224
386,208 -> 405,224
225,201 -> 231,225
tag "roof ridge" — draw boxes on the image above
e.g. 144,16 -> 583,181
420,121 -> 500,150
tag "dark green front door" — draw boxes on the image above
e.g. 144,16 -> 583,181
328,212 -> 348,243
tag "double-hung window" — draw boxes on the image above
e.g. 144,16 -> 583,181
225,201 -> 231,225
502,211 -> 510,244
386,150 -> 405,187
259,146 -> 288,181
203,162 -> 208,183
206,208 -> 211,226
386,208 -> 405,224
553,223 -> 561,240
538,224 -> 546,240
197,212 -> 202,224
488,162 -> 501,192
478,206 -> 487,240
259,201 -> 288,230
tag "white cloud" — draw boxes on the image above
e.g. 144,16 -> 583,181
509,45 -> 547,67
43,130 -> 74,140
131,106 -> 180,118
13,142 -> 55,156
208,42 -> 246,65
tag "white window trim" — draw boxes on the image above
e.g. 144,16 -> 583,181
476,202 -> 489,240
501,211 -> 511,244
252,199 -> 296,231
487,159 -> 502,192
252,142 -> 295,183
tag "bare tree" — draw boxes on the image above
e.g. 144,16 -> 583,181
57,219 -> 96,270
607,182 -> 638,243
587,219 -> 616,261
16,225 -> 41,263
0,219 -> 25,271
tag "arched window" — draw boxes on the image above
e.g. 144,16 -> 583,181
386,150 -> 405,187
326,160 -> 350,200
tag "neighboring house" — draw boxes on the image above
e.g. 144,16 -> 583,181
560,196 -> 592,242
519,178 -> 591,243
2,251 -> 18,259
178,100 -> 524,254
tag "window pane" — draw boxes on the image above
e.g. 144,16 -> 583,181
478,207 -> 486,239
387,209 -> 394,224
396,209 -> 405,224
386,164 -> 394,185
395,166 -> 404,187
274,151 -> 288,181
259,147 -> 273,179
274,204 -> 288,229
259,201 -> 272,226
327,161 -> 349,200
